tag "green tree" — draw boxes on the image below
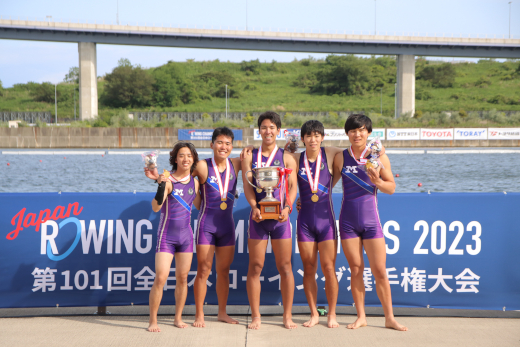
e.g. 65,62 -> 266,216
151,62 -> 186,107
30,82 -> 60,103
102,59 -> 155,108
418,63 -> 456,88
311,55 -> 373,95
240,59 -> 262,75
63,67 -> 79,84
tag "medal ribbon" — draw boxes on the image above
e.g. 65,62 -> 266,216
349,145 -> 370,165
211,158 -> 230,201
303,150 -> 322,194
168,172 -> 191,183
257,145 -> 278,168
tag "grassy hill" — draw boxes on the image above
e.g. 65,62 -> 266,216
1,56 -> 520,128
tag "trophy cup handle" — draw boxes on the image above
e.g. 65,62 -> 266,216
245,170 -> 262,190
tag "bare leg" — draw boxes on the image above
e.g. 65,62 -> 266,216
172,252 -> 193,328
193,244 -> 215,328
246,239 -> 268,330
318,239 -> 339,328
148,252 -> 174,332
364,238 -> 408,331
298,241 -> 320,327
341,238 -> 367,329
272,238 -> 297,329
215,245 -> 239,324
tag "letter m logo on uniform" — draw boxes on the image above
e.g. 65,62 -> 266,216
345,166 -> 358,173
175,189 -> 184,196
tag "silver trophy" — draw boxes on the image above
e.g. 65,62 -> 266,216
246,166 -> 283,218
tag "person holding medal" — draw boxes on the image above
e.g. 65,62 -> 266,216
332,114 -> 407,331
147,142 -> 200,331
241,111 -> 299,330
191,127 -> 242,328
144,128 -> 242,328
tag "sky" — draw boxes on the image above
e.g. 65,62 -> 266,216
0,0 -> 518,87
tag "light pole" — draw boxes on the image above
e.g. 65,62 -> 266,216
374,0 -> 377,35
73,86 -> 76,122
380,87 -> 383,115
225,85 -> 228,119
509,2 -> 512,39
55,84 -> 58,125
394,83 -> 397,119
117,0 -> 120,25
246,0 -> 248,31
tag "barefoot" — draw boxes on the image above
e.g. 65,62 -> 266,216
303,315 -> 320,328
174,319 -> 189,329
283,316 -> 297,330
347,317 -> 367,329
147,322 -> 161,332
385,318 -> 408,331
192,316 -> 206,328
327,314 -> 339,328
248,317 -> 261,330
218,313 -> 239,324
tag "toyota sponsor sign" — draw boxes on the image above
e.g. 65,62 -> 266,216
420,128 -> 454,140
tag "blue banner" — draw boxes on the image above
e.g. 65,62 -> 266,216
178,129 -> 243,141
1,193 -> 519,310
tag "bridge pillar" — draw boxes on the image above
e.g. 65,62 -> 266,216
396,55 -> 415,117
78,42 -> 98,120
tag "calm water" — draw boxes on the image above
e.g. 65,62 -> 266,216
1,148 -> 520,193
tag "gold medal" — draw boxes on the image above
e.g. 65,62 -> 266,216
311,194 -> 319,203
220,202 -> 227,210
256,188 -> 263,193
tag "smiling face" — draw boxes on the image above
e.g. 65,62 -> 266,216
347,125 -> 371,147
175,147 -> 194,171
302,131 -> 324,151
211,135 -> 233,160
259,119 -> 280,146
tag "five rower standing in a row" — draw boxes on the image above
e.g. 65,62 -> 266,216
144,112 -> 407,332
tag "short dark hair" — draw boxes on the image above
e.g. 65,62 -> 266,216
212,127 -> 234,143
169,142 -> 199,173
257,111 -> 282,129
300,120 -> 325,138
344,114 -> 373,134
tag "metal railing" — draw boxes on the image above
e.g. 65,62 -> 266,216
0,111 -> 51,123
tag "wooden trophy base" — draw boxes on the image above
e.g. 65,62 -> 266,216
259,201 -> 280,220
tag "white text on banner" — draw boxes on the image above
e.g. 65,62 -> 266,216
488,128 -> 520,140
386,128 -> 420,140
454,128 -> 488,140
420,128 -> 454,140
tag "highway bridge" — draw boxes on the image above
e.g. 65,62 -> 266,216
1,18 -> 519,120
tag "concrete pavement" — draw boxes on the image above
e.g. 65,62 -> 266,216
1,306 -> 519,347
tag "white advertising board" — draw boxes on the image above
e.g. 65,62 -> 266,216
454,128 -> 487,140
420,128 -> 454,140
488,128 -> 520,140
368,128 -> 386,140
386,128 -> 420,140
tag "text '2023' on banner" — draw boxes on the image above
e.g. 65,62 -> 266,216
1,193 -> 519,310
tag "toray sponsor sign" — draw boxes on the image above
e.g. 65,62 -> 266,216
386,128 -> 420,140
488,128 -> 520,140
420,129 -> 454,140
454,128 -> 488,140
